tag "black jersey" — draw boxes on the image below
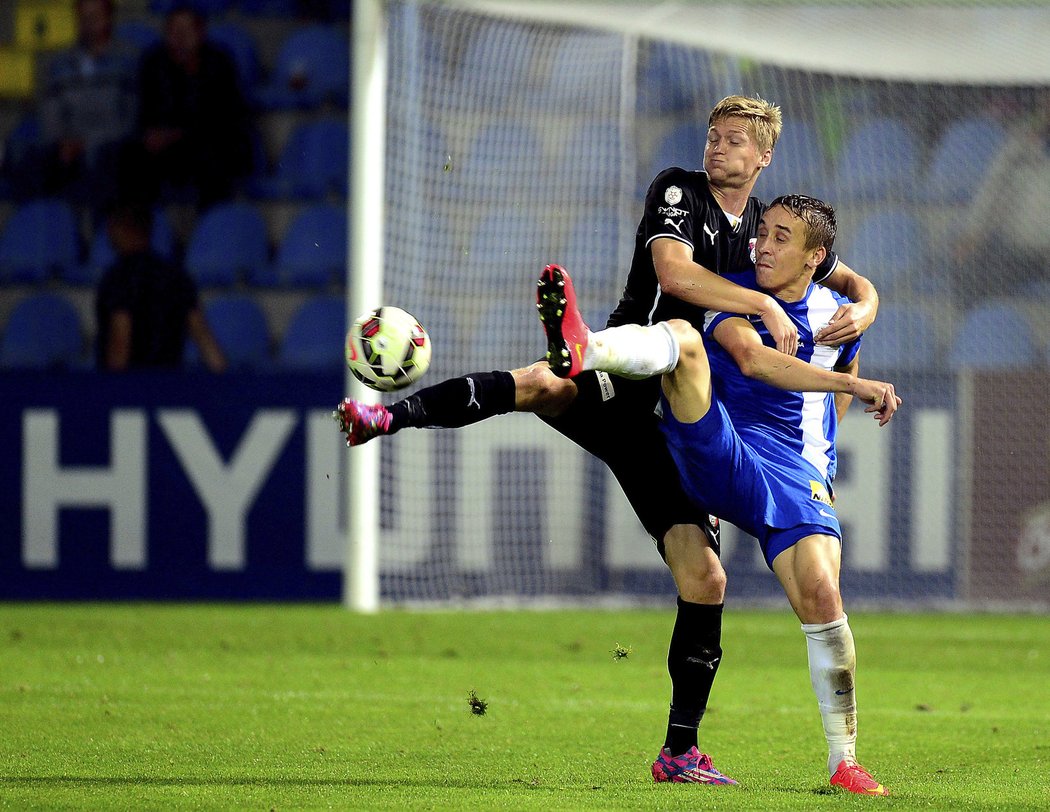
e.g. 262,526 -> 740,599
606,167 -> 837,329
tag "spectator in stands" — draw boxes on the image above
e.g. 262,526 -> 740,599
954,93 -> 1050,298
36,0 -> 138,212
133,5 -> 252,208
95,203 -> 227,372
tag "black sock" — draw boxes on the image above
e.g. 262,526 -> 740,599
664,598 -> 724,756
386,370 -> 516,433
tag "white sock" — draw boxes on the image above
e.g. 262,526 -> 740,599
585,322 -> 679,380
801,615 -> 858,776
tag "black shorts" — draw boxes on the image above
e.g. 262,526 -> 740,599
538,370 -> 720,556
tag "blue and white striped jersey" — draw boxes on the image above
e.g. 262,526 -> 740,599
703,271 -> 862,484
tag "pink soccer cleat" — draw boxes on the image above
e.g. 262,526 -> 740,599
651,746 -> 738,785
830,761 -> 890,796
332,398 -> 392,447
536,263 -> 590,378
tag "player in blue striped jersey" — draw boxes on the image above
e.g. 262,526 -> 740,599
537,195 -> 897,795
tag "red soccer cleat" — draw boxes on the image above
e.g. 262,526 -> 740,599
536,263 -> 590,378
830,761 -> 890,796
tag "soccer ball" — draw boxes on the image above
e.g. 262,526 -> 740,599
345,306 -> 431,392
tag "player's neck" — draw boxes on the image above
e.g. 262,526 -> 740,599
708,181 -> 754,218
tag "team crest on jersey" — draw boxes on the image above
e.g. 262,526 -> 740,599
664,185 -> 683,205
810,480 -> 834,507
749,237 -> 757,264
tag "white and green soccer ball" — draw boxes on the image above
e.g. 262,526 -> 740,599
345,306 -> 431,392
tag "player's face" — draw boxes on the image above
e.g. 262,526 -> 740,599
754,205 -> 824,297
704,117 -> 771,189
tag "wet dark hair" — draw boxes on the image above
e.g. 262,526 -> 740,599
767,194 -> 837,252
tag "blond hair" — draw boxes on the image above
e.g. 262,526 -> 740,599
709,95 -> 783,153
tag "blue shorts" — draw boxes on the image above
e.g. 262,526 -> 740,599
658,393 -> 841,570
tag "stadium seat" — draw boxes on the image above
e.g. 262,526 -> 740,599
637,40 -> 743,115
465,300 -> 545,373
641,122 -> 706,197
0,198 -> 80,283
857,302 -> 940,373
464,212 -> 552,295
114,20 -> 161,54
838,209 -> 924,298
237,0 -> 300,16
278,295 -> 345,370
560,206 -> 629,299
452,121 -> 545,202
185,202 -> 269,287
185,295 -> 271,370
757,120 -> 828,200
265,204 -> 347,287
149,0 -> 233,13
208,21 -> 261,93
14,1 -> 76,51
947,302 -> 1042,370
557,122 -> 622,202
0,292 -> 83,369
255,25 -> 350,109
924,115 -> 1008,204
533,31 -> 623,114
831,117 -> 920,203
451,22 -> 537,111
251,118 -> 348,200
68,208 -> 176,286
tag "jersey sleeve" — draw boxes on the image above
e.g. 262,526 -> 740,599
642,167 -> 699,251
813,249 -> 838,284
836,335 -> 862,368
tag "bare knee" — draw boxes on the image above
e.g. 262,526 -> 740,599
663,524 -> 726,604
796,576 -> 843,624
511,363 -> 577,416
665,319 -> 703,360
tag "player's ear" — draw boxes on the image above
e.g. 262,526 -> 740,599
758,147 -> 773,168
807,245 -> 827,271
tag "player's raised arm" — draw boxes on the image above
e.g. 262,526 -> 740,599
814,260 -> 879,346
712,316 -> 901,425
652,237 -> 799,356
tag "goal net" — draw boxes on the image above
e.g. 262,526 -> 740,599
365,0 -> 1050,608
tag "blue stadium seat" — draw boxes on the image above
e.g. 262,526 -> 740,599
251,119 -> 348,200
68,208 -> 176,286
208,21 -> 261,92
255,25 -> 349,109
464,300 -> 545,373
186,295 -> 271,370
839,209 -> 925,298
464,212 -> 551,295
278,295 -> 345,370
560,206 -> 629,298
947,302 -> 1042,370
924,115 -> 1008,204
114,20 -> 161,54
0,292 -> 83,369
265,204 -> 346,287
637,40 -> 743,115
237,0 -> 299,16
452,122 -> 545,202
857,302 -> 940,373
149,0 -> 233,13
641,122 -> 705,198
757,120 -> 828,200
557,122 -> 622,202
0,198 -> 80,283
533,32 -> 622,113
185,202 -> 269,287
831,117 -> 920,203
451,22 -> 536,111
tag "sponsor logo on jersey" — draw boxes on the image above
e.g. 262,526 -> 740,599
749,237 -> 757,264
810,480 -> 834,507
657,205 -> 689,218
664,185 -> 683,205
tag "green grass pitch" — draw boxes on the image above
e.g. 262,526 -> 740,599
1,604 -> 1047,810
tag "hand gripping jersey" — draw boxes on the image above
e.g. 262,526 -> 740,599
606,167 -> 838,330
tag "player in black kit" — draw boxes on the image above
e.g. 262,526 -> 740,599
334,95 -> 879,784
